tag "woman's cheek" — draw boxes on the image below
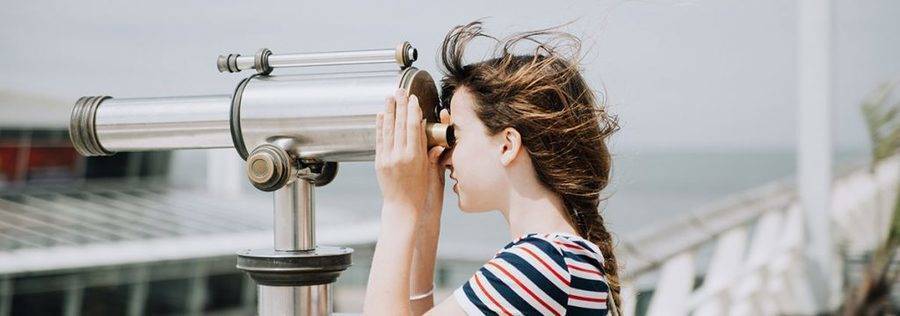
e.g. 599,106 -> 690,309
453,146 -> 474,210
457,159 -> 489,211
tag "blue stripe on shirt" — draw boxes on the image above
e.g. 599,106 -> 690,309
561,250 -> 604,269
569,304 -> 609,316
520,237 -> 569,270
495,250 -> 568,305
479,267 -> 542,315
571,275 -> 609,292
462,280 -> 499,316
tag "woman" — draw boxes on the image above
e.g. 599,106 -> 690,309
363,21 -> 620,315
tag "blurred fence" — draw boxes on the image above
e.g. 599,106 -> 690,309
618,154 -> 899,315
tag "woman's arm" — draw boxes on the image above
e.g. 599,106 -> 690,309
426,297 -> 467,315
363,90 -> 463,315
409,198 -> 440,314
409,164 -> 444,314
363,89 -> 430,315
366,196 -> 469,316
410,110 -> 451,315
365,202 -> 418,315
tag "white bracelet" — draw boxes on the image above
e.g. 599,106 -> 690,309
409,284 -> 435,301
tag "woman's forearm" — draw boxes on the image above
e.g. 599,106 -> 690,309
363,202 -> 418,316
409,213 -> 441,315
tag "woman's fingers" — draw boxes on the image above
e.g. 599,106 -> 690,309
427,146 -> 445,164
381,89 -> 428,158
393,89 -> 408,149
439,109 -> 451,125
375,113 -> 384,159
406,95 -> 424,150
383,96 -> 396,151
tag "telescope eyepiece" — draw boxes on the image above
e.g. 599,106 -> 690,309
425,123 -> 455,148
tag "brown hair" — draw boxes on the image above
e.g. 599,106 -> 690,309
439,21 -> 621,308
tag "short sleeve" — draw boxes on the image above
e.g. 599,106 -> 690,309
453,236 -> 574,315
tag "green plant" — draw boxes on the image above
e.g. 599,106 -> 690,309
842,80 -> 900,315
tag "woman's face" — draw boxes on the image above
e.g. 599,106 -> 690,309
443,87 -> 507,213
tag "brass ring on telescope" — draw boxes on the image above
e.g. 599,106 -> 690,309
255,48 -> 273,75
398,68 -> 454,148
69,95 -> 113,156
395,41 -> 417,69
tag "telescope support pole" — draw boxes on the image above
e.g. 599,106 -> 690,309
258,284 -> 331,316
275,180 -> 316,251
258,179 -> 333,316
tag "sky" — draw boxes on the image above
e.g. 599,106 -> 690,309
1,0 -> 898,152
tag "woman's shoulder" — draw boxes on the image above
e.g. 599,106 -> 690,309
500,233 -> 606,266
453,233 -> 611,315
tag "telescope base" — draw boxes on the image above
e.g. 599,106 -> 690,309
237,246 -> 353,287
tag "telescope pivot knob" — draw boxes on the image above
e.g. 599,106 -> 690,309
247,144 -> 294,192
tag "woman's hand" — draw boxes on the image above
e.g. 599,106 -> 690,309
365,89 -> 440,315
376,89 -> 430,215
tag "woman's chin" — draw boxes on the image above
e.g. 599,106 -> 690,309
456,199 -> 467,212
457,200 -> 491,214
456,198 -> 474,213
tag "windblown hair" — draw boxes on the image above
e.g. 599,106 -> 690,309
439,21 -> 622,309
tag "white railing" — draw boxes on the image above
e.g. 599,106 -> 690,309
618,154 -> 900,315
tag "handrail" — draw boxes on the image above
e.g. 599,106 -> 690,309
619,154 -> 900,315
619,180 -> 795,278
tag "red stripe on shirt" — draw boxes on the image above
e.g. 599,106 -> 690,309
474,273 -> 513,315
570,293 -> 608,303
556,240 -> 594,253
567,264 -> 604,277
488,261 -> 561,316
520,246 -> 570,286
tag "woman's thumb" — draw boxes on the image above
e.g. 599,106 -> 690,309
428,146 -> 446,163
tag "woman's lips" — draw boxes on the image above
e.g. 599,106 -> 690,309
452,182 -> 459,194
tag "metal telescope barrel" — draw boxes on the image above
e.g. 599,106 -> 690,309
70,95 -> 234,155
233,67 -> 445,161
69,43 -> 453,161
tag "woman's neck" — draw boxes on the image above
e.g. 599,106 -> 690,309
500,183 -> 579,240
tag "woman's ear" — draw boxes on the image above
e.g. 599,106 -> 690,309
499,127 -> 522,166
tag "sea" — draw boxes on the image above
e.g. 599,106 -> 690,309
303,148 -> 869,260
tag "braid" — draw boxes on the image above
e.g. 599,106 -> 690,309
573,199 -> 622,311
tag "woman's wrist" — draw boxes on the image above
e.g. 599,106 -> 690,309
409,283 -> 435,300
384,196 -> 426,212
375,203 -> 426,241
381,200 -> 420,219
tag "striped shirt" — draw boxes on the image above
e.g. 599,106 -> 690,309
454,233 -> 610,315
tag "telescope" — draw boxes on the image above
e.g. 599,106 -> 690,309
68,42 -> 454,315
